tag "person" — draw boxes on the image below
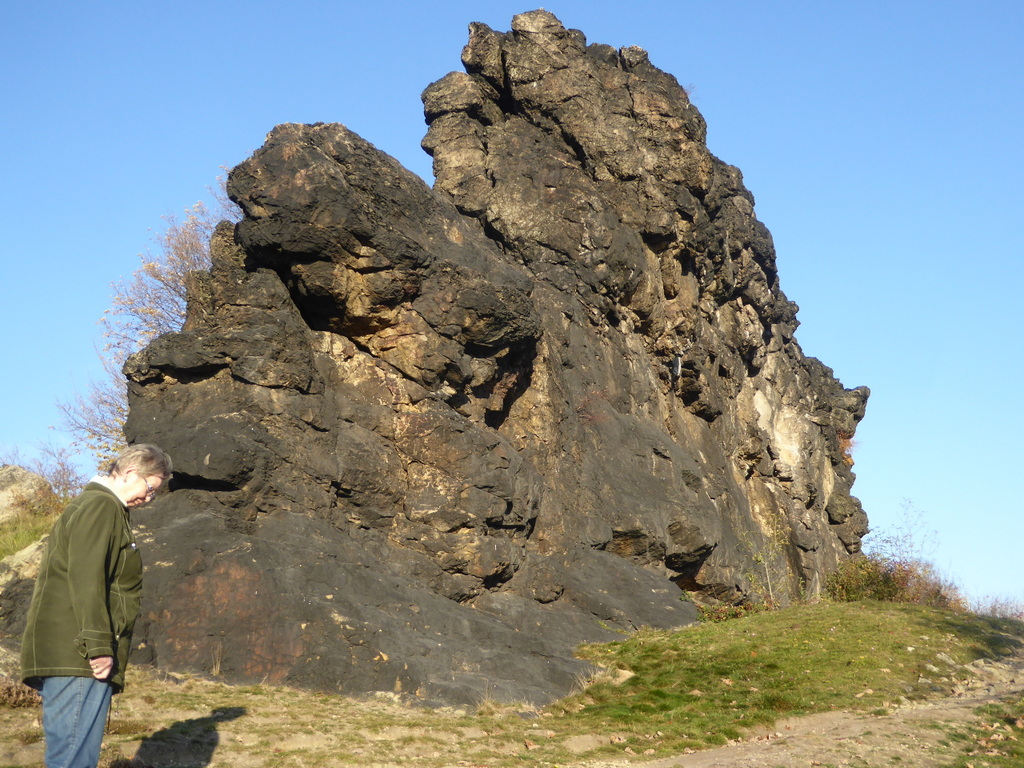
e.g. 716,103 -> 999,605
21,443 -> 173,768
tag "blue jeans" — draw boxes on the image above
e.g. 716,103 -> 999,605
40,676 -> 113,768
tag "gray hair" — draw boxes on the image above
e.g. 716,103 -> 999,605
108,444 -> 173,481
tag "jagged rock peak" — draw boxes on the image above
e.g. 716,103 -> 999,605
1,11 -> 869,708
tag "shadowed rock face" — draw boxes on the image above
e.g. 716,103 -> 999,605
14,11 -> 869,706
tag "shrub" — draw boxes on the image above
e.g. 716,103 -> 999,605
825,555 -> 901,602
972,595 -> 1024,621
0,677 -> 40,709
826,553 -> 966,611
696,601 -> 768,623
836,429 -> 856,466
827,501 -> 967,611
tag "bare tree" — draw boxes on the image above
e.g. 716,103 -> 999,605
57,355 -> 129,466
0,442 -> 88,500
59,186 -> 240,466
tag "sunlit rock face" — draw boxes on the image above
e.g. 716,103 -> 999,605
79,10 -> 866,706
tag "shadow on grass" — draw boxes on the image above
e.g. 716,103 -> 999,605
937,613 -> 1024,659
111,706 -> 246,768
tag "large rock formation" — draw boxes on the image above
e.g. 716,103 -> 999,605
1,11 -> 868,706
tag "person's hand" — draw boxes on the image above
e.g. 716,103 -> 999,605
89,656 -> 114,680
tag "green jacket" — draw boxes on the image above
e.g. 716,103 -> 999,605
21,482 -> 143,692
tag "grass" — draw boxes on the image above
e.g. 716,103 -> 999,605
2,600 -> 1021,767
544,601 -> 1022,760
0,512 -> 54,561
935,694 -> 1024,767
0,485 -> 63,561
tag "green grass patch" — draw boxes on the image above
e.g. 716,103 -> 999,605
0,479 -> 67,560
542,601 -> 1024,758
941,694 -> 1024,767
0,511 -> 55,561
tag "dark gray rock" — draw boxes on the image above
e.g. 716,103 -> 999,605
0,10 -> 869,707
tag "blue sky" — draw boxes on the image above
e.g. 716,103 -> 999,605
2,0 -> 1021,605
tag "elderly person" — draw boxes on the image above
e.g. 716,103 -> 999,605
22,443 -> 172,768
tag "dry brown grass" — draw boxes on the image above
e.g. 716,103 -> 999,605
0,677 -> 40,708
836,429 -> 856,466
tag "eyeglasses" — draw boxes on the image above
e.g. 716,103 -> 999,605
144,478 -> 156,500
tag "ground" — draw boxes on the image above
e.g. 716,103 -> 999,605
620,686 -> 1015,767
1,652 -> 1021,767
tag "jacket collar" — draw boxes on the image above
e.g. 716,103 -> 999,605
84,479 -> 130,512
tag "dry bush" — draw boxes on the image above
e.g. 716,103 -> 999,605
696,601 -> 769,623
972,595 -> 1024,621
826,501 -> 967,611
837,429 -> 856,466
826,554 -> 966,611
0,677 -> 40,709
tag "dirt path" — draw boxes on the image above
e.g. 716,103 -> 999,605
626,698 -> 985,767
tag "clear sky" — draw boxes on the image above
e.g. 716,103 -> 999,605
2,0 -> 1021,606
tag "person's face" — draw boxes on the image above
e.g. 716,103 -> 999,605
123,469 -> 164,507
